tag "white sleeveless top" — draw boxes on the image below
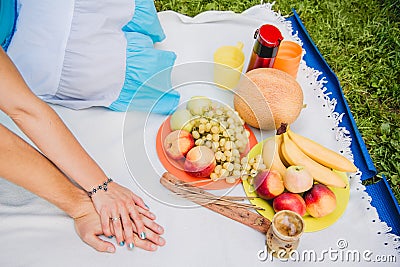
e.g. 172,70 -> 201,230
7,0 -> 134,109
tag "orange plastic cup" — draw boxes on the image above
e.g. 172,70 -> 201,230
273,41 -> 303,78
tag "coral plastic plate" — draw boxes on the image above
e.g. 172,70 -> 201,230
156,117 -> 258,190
242,139 -> 350,232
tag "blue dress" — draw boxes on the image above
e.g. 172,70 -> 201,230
2,0 -> 179,115
0,0 -> 17,50
110,0 -> 180,114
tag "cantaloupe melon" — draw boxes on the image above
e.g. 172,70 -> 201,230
233,68 -> 304,130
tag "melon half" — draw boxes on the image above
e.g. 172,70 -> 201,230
233,68 -> 304,130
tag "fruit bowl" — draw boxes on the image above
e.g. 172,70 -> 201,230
156,117 -> 258,190
242,139 -> 350,232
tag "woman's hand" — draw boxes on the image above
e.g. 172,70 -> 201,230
89,181 -> 153,248
124,206 -> 166,251
74,199 -> 165,252
74,205 -> 116,253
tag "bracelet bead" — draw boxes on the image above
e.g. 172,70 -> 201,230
87,178 -> 113,197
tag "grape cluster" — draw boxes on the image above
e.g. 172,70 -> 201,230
188,101 -> 266,183
240,154 -> 267,185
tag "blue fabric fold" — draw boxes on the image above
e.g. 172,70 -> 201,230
122,0 -> 166,43
109,0 -> 179,114
0,0 -> 17,51
108,31 -> 179,114
366,177 -> 400,236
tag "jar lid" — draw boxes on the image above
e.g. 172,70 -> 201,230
256,24 -> 283,48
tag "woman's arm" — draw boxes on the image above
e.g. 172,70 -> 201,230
0,124 -> 165,252
0,48 -> 105,192
0,123 -> 115,252
0,47 -> 147,246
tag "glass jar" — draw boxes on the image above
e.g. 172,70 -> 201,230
266,210 -> 304,258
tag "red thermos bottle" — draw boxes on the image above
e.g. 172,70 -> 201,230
246,24 -> 283,72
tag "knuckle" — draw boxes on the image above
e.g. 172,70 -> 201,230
129,211 -> 140,220
116,202 -> 125,210
121,218 -> 131,228
131,212 -> 140,220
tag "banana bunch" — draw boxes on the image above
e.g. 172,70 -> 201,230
262,128 -> 357,188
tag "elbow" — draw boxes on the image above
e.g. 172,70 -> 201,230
6,98 -> 49,127
8,107 -> 30,125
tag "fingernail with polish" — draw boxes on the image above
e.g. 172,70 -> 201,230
140,232 -> 146,240
145,204 -> 150,209
108,235 -> 113,239
128,243 -> 134,250
119,241 -> 125,246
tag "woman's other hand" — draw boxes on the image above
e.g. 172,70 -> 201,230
73,205 -> 116,253
89,181 -> 156,248
74,199 -> 165,252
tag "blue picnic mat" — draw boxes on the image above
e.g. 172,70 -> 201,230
287,10 -> 400,236
366,177 -> 400,236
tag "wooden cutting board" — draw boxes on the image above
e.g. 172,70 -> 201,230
160,172 -> 271,234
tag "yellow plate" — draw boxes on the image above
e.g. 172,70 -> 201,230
242,139 -> 350,232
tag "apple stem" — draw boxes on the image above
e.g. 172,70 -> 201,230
276,123 -> 288,135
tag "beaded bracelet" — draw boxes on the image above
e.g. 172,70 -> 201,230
87,178 -> 113,197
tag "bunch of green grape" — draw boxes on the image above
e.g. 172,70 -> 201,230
189,101 -> 266,183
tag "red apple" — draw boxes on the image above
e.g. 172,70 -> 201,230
283,166 -> 314,193
164,130 -> 195,160
273,192 -> 306,216
253,170 -> 284,200
304,184 -> 337,218
184,146 -> 216,177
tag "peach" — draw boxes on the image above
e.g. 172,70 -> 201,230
283,166 -> 314,193
304,184 -> 337,218
253,170 -> 285,200
164,130 -> 195,160
184,146 -> 216,177
273,192 -> 306,216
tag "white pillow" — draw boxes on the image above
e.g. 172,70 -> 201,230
8,0 -> 134,109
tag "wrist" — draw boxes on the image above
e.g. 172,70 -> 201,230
65,190 -> 95,219
87,177 -> 113,197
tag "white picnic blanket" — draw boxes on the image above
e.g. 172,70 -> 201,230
0,4 -> 398,266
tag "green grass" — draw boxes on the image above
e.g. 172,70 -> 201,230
155,0 -> 400,204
